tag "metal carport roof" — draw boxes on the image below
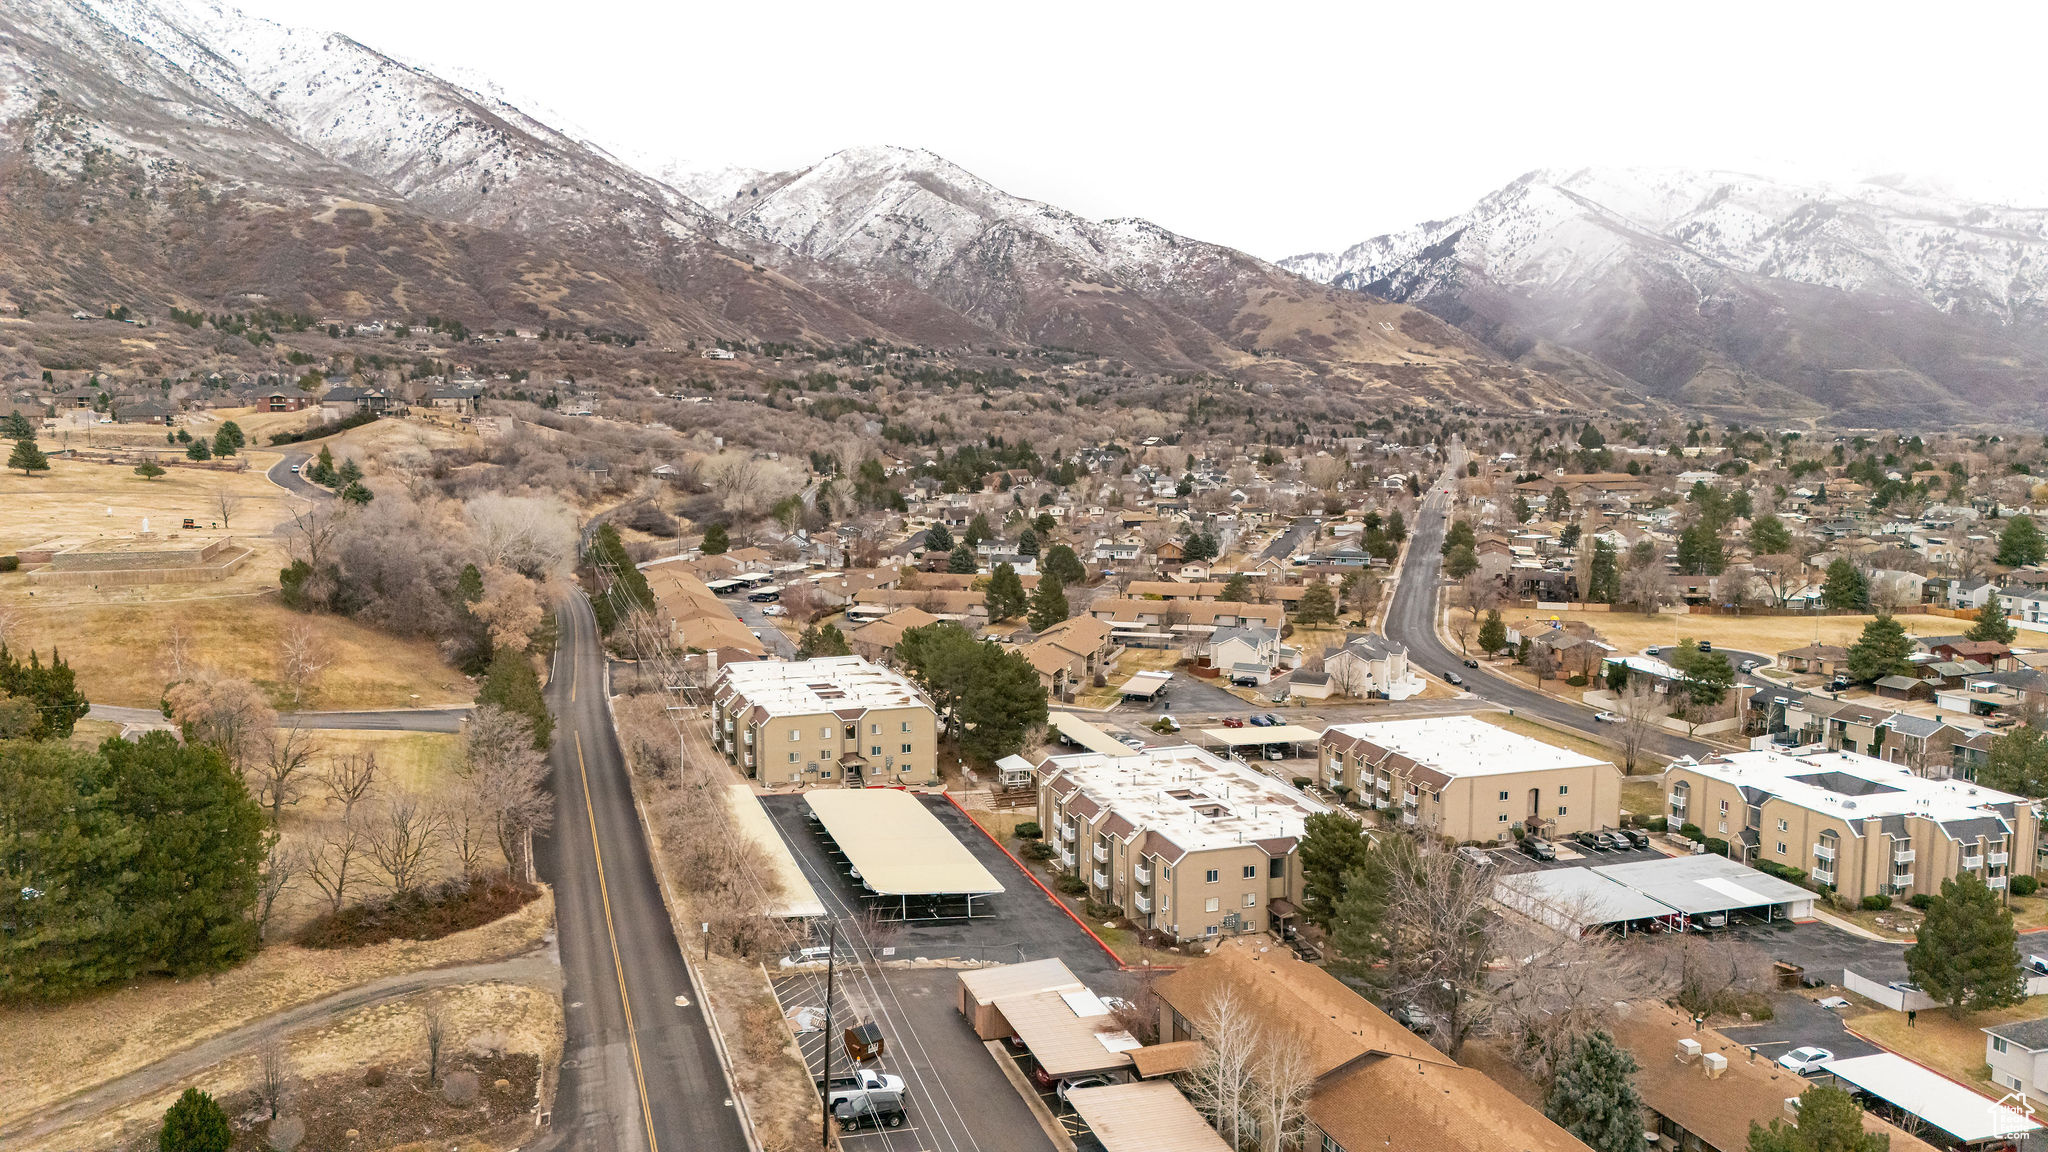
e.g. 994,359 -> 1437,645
802,790 -> 1005,897
1050,713 -> 1138,757
1590,853 -> 1813,916
1197,724 -> 1321,747
1067,1081 -> 1230,1152
1821,1053 -> 2041,1144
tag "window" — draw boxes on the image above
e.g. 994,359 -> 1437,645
821,726 -> 832,739
1269,858 -> 1284,879
1244,893 -> 1257,908
1995,1036 -> 2010,1054
901,721 -> 911,732
788,728 -> 800,742
1206,869 -> 1220,883
819,769 -> 832,779
1161,865 -> 1172,880
870,724 -> 879,735
1776,842 -> 1787,855
1243,865 -> 1258,879
1777,819 -> 1789,832
1205,897 -> 1220,913
1205,924 -> 1218,937
1719,800 -> 1730,815
1717,820 -> 1728,834
901,743 -> 913,754
821,750 -> 830,762
1499,790 -> 1510,802
1557,806 -> 1568,817
870,745 -> 881,756
1499,813 -> 1510,822
1558,784 -> 1569,795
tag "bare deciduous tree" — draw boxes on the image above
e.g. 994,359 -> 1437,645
465,493 -> 578,580
305,809 -> 368,914
1621,564 -> 1676,616
1186,987 -> 1259,1150
317,750 -> 379,815
443,776 -> 498,880
460,706 -> 552,880
1488,908 -> 1658,1080
257,1031 -> 295,1120
159,617 -> 196,682
256,838 -> 304,941
1375,840 -> 1495,1056
1615,678 -> 1664,775
277,622 -> 330,710
1249,1032 -> 1316,1152
366,791 -> 445,894
424,1001 -> 448,1085
252,725 -> 319,824
213,488 -> 243,529
165,672 -> 276,773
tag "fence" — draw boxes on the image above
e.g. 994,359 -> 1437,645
1843,970 -> 1937,1012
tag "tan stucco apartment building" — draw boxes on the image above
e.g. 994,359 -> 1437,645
1666,748 -> 2038,902
1317,715 -> 1621,842
1036,744 -> 1327,942
710,656 -> 938,786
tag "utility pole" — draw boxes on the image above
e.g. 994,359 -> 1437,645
820,921 -> 837,1149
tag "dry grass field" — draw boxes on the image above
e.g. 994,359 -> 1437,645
0,451 -> 301,560
1847,996 -> 2048,1093
1503,607 -> 1960,660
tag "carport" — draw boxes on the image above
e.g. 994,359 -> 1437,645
1119,671 -> 1173,702
1050,713 -> 1138,757
1591,853 -> 1815,927
1196,724 -> 1320,760
1494,866 -> 1678,938
1066,1081 -> 1229,1152
726,785 -> 826,919
803,789 -> 1005,919
958,958 -> 1084,1039
1819,1053 -> 2042,1148
994,987 -> 1137,1089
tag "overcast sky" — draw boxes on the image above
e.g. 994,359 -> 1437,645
228,0 -> 2048,259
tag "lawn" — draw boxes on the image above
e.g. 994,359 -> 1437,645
1,594 -> 470,710
1620,776 -> 1666,820
1076,646 -> 1182,708
0,450 -> 304,559
1502,608 -> 1961,662
1847,996 -> 2048,1093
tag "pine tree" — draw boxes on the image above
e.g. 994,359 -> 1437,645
1676,521 -> 1726,575
1027,571 -> 1071,632
133,460 -> 166,481
0,411 -> 32,439
923,522 -> 954,554
797,621 -> 850,659
1845,613 -> 1914,683
0,644 -> 91,739
216,420 -> 244,450
947,543 -> 978,574
1980,725 -> 2048,798
335,457 -> 363,486
309,444 -> 336,485
1543,1031 -> 1646,1152
1747,1085 -> 1888,1152
1043,543 -> 1086,585
1966,599 -> 2018,645
1444,543 -> 1479,579
1295,582 -> 1337,625
1299,812 -> 1374,927
1017,528 -> 1040,557
1218,574 -> 1253,603
184,439 -> 211,461
1387,509 -> 1406,542
477,647 -> 553,749
1906,871 -> 2024,1011
9,437 -> 49,475
701,522 -> 730,555
964,513 -> 991,548
1748,514 -> 1792,555
986,563 -> 1028,623
338,479 -> 373,505
1998,515 -> 2046,567
1587,540 -> 1620,604
957,644 -> 1049,763
210,426 -> 236,457
159,1088 -> 231,1152
1478,610 -> 1508,654
1820,558 -> 1869,611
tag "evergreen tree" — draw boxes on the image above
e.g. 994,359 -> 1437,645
308,445 -> 336,485
1587,540 -> 1620,604
159,1088 -> 232,1152
476,647 -> 553,749
1845,614 -> 1914,683
338,479 -> 373,506
216,420 -> 244,451
947,543 -> 978,574
1388,509 -> 1406,542
1676,521 -> 1726,575
797,621 -> 851,659
1669,640 -> 1735,712
210,426 -> 237,457
1327,862 -> 1390,978
1442,518 -> 1476,555
896,622 -> 983,734
700,522 -> 730,555
964,513 -> 991,548
1966,600 -> 2018,645
1027,571 -> 1071,632
986,563 -> 1028,623
133,460 -> 165,480
1547,487 -> 1572,521
0,645 -> 91,740
9,437 -> 49,475
1906,871 -> 2024,1012
1820,558 -> 1869,611
0,741 -> 136,998
1299,812 -> 1374,928
923,522 -> 954,554
1543,1031 -> 1646,1152
1017,528 -> 1040,557
1478,609 -> 1508,654
0,411 -> 32,439
1218,574 -> 1253,603
1294,582 -> 1337,625
1998,515 -> 2046,567
1748,514 -> 1793,555
334,457 -> 363,486
1042,543 -> 1086,585
957,644 -> 1049,763
1444,542 -> 1479,580
1513,495 -> 1533,524
1033,512 -> 1057,535
1747,1085 -> 1887,1152
184,439 -> 211,462
1980,724 -> 2048,798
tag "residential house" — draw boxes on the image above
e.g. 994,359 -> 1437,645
1986,1018 -> 2048,1100
113,398 -> 178,425
1207,625 -> 1290,686
710,656 -> 938,786
424,383 -> 485,412
1015,616 -> 1120,702
1087,598 -> 1284,648
1318,715 -> 1621,841
846,606 -> 941,666
1153,940 -> 1591,1152
1777,644 -> 1850,677
643,569 -> 766,660
1320,633 -> 1421,700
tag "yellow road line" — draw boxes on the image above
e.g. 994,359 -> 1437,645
577,730 -> 660,1152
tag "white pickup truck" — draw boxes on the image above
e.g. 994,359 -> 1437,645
817,1069 -> 907,1132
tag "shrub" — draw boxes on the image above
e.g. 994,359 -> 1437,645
1292,776 -> 1312,789
1020,841 -> 1055,861
160,1089 -> 230,1152
0,555 -> 17,572
267,408 -> 377,445
1704,838 -> 1729,857
1861,894 -> 1893,911
293,876 -> 539,950
363,1065 -> 386,1087
1566,674 -> 1589,687
2013,875 -> 2040,897
1756,860 -> 1810,887
1013,821 -> 1042,840
1082,900 -> 1120,919
1643,816 -> 1668,833
1679,823 -> 1705,843
1908,893 -> 1934,910
1055,875 -> 1086,896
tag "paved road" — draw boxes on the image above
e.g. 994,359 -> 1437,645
265,451 -> 331,499
535,593 -> 748,1152
1,951 -> 561,1146
724,595 -> 798,658
1260,516 -> 1321,561
87,703 -> 470,732
1381,452 -> 1711,763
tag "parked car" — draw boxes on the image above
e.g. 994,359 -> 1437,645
1262,713 -> 1284,726
833,1089 -> 906,1133
1740,660 -> 1759,673
1593,711 -> 1620,723
1456,845 -> 1495,869
1247,715 -> 1275,727
760,605 -> 786,616
1443,672 -> 1464,686
1118,736 -> 1146,749
818,1069 -> 907,1112
1598,830 -> 1634,851
1698,640 -> 1713,652
1264,745 -> 1286,761
1776,1046 -> 1833,1074
1221,716 -> 1246,729
1830,674 -> 1852,691
1643,647 -> 1661,656
1572,830 -> 1605,851
1462,658 -> 1480,669
1521,837 -> 1557,861
1156,715 -> 1181,732
1395,1004 -> 1433,1033
1621,828 -> 1651,849
1056,1074 -> 1115,1104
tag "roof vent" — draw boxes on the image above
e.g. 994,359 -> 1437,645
1703,1052 -> 1728,1079
1677,1038 -> 1702,1063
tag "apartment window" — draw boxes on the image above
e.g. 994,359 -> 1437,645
1244,893 -> 1257,908
788,728 -> 800,742
1206,869 -> 1219,883
870,745 -> 882,756
819,769 -> 833,779
1499,813 -> 1510,822
1243,865 -> 1258,879
788,752 -> 798,763
1205,897 -> 1220,913
1719,800 -> 1730,815
1995,1036 -> 2010,1054
1777,819 -> 1789,832
1718,820 -> 1728,834
1557,806 -> 1568,817
1161,865 -> 1172,881
821,726 -> 832,739
901,721 -> 912,732
821,750 -> 830,763
1269,857 -> 1284,879
870,724 -> 879,735
1776,842 -> 1787,856
1205,924 -> 1218,937
1558,784 -> 1569,795
901,743 -> 913,754
1499,790 -> 1510,802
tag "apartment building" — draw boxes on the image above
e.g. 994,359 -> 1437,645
709,656 -> 938,787
1317,715 -> 1621,842
1665,748 -> 2038,902
1036,744 -> 1327,942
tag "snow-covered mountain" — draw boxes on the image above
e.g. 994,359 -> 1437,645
1284,169 -> 2048,424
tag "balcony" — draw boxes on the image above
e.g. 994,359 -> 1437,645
1059,849 -> 1076,869
1133,863 -> 1152,887
1374,777 -> 1391,793
1668,794 -> 1687,810
1963,855 -> 1984,870
1990,876 -> 2009,890
1134,894 -> 1152,915
1059,824 -> 1076,843
1092,843 -> 1109,864
1373,798 -> 1390,810
1892,847 -> 1915,864
1400,812 -> 1418,827
1402,794 -> 1418,808
1812,843 -> 1836,862
1812,867 -> 1836,885
1092,870 -> 1109,890
1990,852 -> 2010,867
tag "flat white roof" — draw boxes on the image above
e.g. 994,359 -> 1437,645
1495,867 -> 1674,928
1589,854 -> 1813,916
1822,1052 -> 2041,1142
717,655 -> 928,718
1120,670 -> 1173,697
1050,713 -> 1138,758
1689,747 -> 2029,825
802,790 -> 1004,897
724,786 -> 827,919
1067,1081 -> 1232,1152
1199,725 -> 1320,747
1039,744 -> 1327,854
1322,714 -> 1608,778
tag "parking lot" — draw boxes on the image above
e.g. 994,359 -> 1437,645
1481,836 -> 1670,873
1719,994 -> 1883,1069
758,792 -> 1132,1152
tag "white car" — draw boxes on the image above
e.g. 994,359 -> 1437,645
1057,1074 -> 1114,1103
1776,1046 -> 1833,1074
1593,711 -> 1620,723
760,605 -> 786,616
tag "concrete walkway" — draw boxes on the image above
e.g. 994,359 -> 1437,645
1,948 -> 560,1145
